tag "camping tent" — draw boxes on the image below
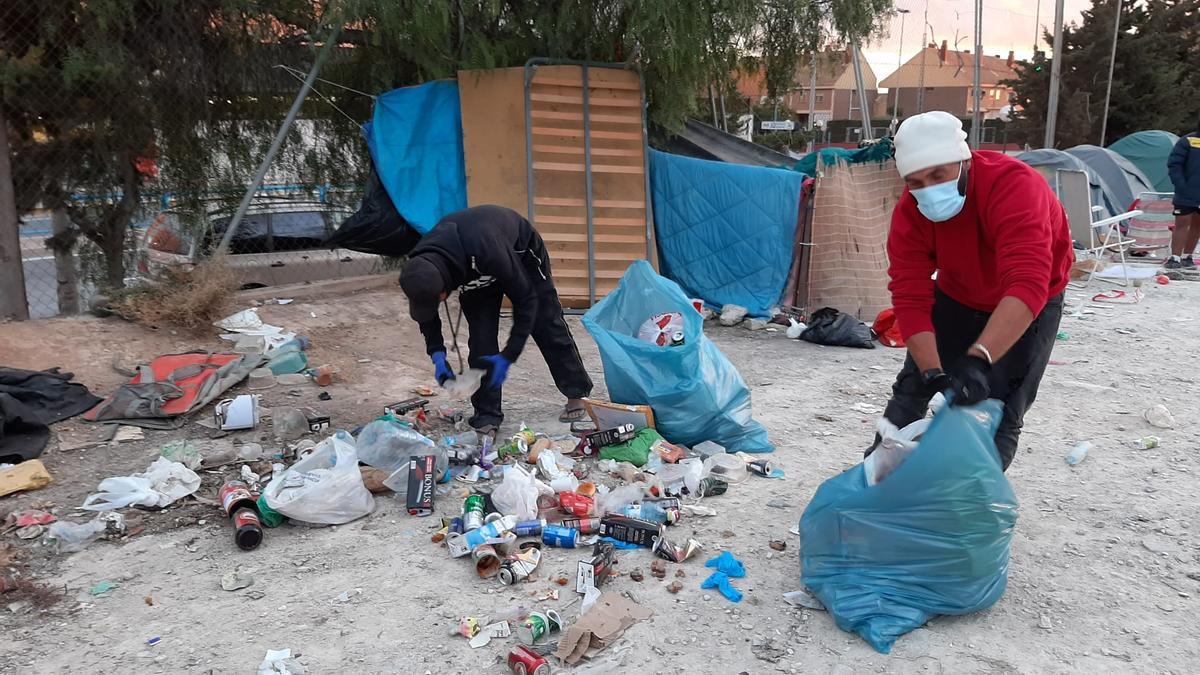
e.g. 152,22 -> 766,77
1108,130 -> 1179,193
1066,144 -> 1154,212
1018,149 -> 1118,219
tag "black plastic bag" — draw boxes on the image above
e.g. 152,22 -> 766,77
324,165 -> 422,257
800,307 -> 876,349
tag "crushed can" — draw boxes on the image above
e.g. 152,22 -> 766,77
473,543 -> 503,579
507,644 -> 550,675
499,542 -> 543,585
557,491 -> 595,517
746,458 -> 774,477
541,524 -> 578,548
653,535 -> 703,563
516,609 -> 563,645
560,516 -> 601,534
576,540 -> 615,593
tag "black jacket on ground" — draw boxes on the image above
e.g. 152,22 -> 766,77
408,205 -> 541,362
1168,131 -> 1200,208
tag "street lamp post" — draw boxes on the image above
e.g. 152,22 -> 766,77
893,8 -> 911,127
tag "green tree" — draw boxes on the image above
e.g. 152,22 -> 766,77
1007,0 -> 1197,148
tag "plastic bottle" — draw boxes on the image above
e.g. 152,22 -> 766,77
47,519 -> 108,553
267,349 -> 309,375
620,502 -> 679,524
1065,441 -> 1092,466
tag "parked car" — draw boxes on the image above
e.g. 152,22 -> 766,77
137,200 -> 383,288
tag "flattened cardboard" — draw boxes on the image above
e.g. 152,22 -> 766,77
585,400 -> 655,432
553,592 -> 653,664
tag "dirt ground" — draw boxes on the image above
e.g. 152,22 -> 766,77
0,279 -> 1197,674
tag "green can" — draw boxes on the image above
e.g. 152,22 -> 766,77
463,494 -> 486,531
257,494 -> 286,528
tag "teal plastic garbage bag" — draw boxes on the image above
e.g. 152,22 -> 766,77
582,261 -> 773,453
799,401 -> 1018,653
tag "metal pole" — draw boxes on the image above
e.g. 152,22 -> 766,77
893,9 -> 910,123
851,43 -> 873,141
580,65 -> 596,305
970,0 -> 983,148
1034,0 -> 1042,51
918,0 -> 929,113
806,52 -> 818,152
1044,0 -> 1065,148
218,22 -> 342,254
1099,0 -> 1123,146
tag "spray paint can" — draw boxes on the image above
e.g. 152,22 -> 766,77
512,519 -> 546,537
746,459 -> 774,477
541,524 -> 578,548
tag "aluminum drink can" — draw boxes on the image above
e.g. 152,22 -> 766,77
512,519 -> 546,537
463,494 -> 486,531
541,524 -> 578,548
560,516 -> 601,534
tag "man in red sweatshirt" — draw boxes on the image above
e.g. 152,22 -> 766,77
870,111 -> 1073,470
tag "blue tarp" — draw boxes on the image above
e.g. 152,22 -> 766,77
649,150 -> 801,318
365,81 -> 466,234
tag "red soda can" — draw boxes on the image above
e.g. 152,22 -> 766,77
557,491 -> 594,517
231,508 -> 263,551
507,644 -> 550,675
219,480 -> 255,517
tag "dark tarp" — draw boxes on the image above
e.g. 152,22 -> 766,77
0,367 -> 101,463
1018,149 -> 1119,220
324,165 -> 423,258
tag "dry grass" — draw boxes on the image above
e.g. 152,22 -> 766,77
110,258 -> 238,332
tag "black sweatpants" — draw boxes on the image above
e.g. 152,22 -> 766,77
877,288 -> 1063,470
459,234 -> 592,430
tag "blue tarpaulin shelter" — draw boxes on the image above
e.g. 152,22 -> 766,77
649,150 -> 802,317
1066,144 -> 1154,212
365,81 -> 467,234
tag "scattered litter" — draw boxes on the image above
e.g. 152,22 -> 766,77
257,648 -> 304,675
160,441 -> 202,470
1055,331 -> 1069,340
1143,404 -> 1175,429
0,460 -> 53,498
468,620 -> 511,648
81,457 -> 201,511
785,318 -> 806,339
745,318 -> 769,331
751,635 -> 788,663
682,504 -> 717,517
221,568 -> 255,591
1135,436 -> 1160,449
110,425 -> 145,443
554,592 -> 652,664
769,540 -> 787,551
90,580 -> 119,597
783,588 -> 826,610
147,636 -> 161,646
1065,441 -> 1092,466
4,510 -> 56,528
332,588 -> 362,604
47,513 -> 125,553
1038,613 -> 1053,630
15,525 -> 43,540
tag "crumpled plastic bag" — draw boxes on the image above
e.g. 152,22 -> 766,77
799,400 -> 1018,654
800,307 -> 876,349
865,392 -> 946,486
490,464 -> 547,521
583,261 -> 772,453
262,430 -> 374,525
81,457 -> 201,511
354,419 -> 435,473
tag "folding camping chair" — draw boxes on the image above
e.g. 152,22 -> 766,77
1056,169 -> 1143,286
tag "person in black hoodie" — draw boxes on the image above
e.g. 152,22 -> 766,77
1166,115 -> 1200,271
399,205 -> 592,437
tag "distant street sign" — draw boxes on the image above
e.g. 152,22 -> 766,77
760,120 -> 795,131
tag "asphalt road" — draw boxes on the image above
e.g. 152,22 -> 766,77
22,255 -> 62,319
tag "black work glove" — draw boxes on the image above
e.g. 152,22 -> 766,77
948,356 -> 991,406
920,368 -> 952,397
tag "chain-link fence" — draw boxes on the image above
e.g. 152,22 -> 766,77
1,3 -> 381,320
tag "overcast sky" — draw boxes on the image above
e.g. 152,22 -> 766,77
863,0 -> 1093,88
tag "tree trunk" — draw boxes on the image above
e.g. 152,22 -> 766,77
101,227 -> 126,290
0,104 -> 30,320
51,209 -> 80,314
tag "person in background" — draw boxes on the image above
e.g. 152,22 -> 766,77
867,111 -> 1074,471
399,205 -> 592,440
1165,116 -> 1200,271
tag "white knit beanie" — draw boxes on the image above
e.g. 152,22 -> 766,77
893,111 -> 973,178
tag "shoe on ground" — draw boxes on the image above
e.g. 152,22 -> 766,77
1183,256 -> 1197,270
1164,257 -> 1183,270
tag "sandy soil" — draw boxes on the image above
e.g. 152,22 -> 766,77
0,279 -> 1197,674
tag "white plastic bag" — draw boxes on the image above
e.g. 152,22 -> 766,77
81,457 -> 201,511
490,464 -> 541,520
864,417 -> 930,487
637,312 -> 685,346
263,431 -> 374,525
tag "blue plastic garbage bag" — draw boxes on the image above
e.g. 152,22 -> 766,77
799,400 -> 1018,653
582,261 -> 773,453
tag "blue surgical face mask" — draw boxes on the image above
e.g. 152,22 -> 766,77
910,164 -> 966,222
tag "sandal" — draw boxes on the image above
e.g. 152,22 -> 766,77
558,405 -> 587,423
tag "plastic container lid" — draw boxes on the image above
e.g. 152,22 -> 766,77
702,453 -> 749,484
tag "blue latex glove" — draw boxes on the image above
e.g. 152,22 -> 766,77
480,354 -> 511,390
431,351 -> 455,386
705,551 -> 746,578
701,572 -> 743,602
